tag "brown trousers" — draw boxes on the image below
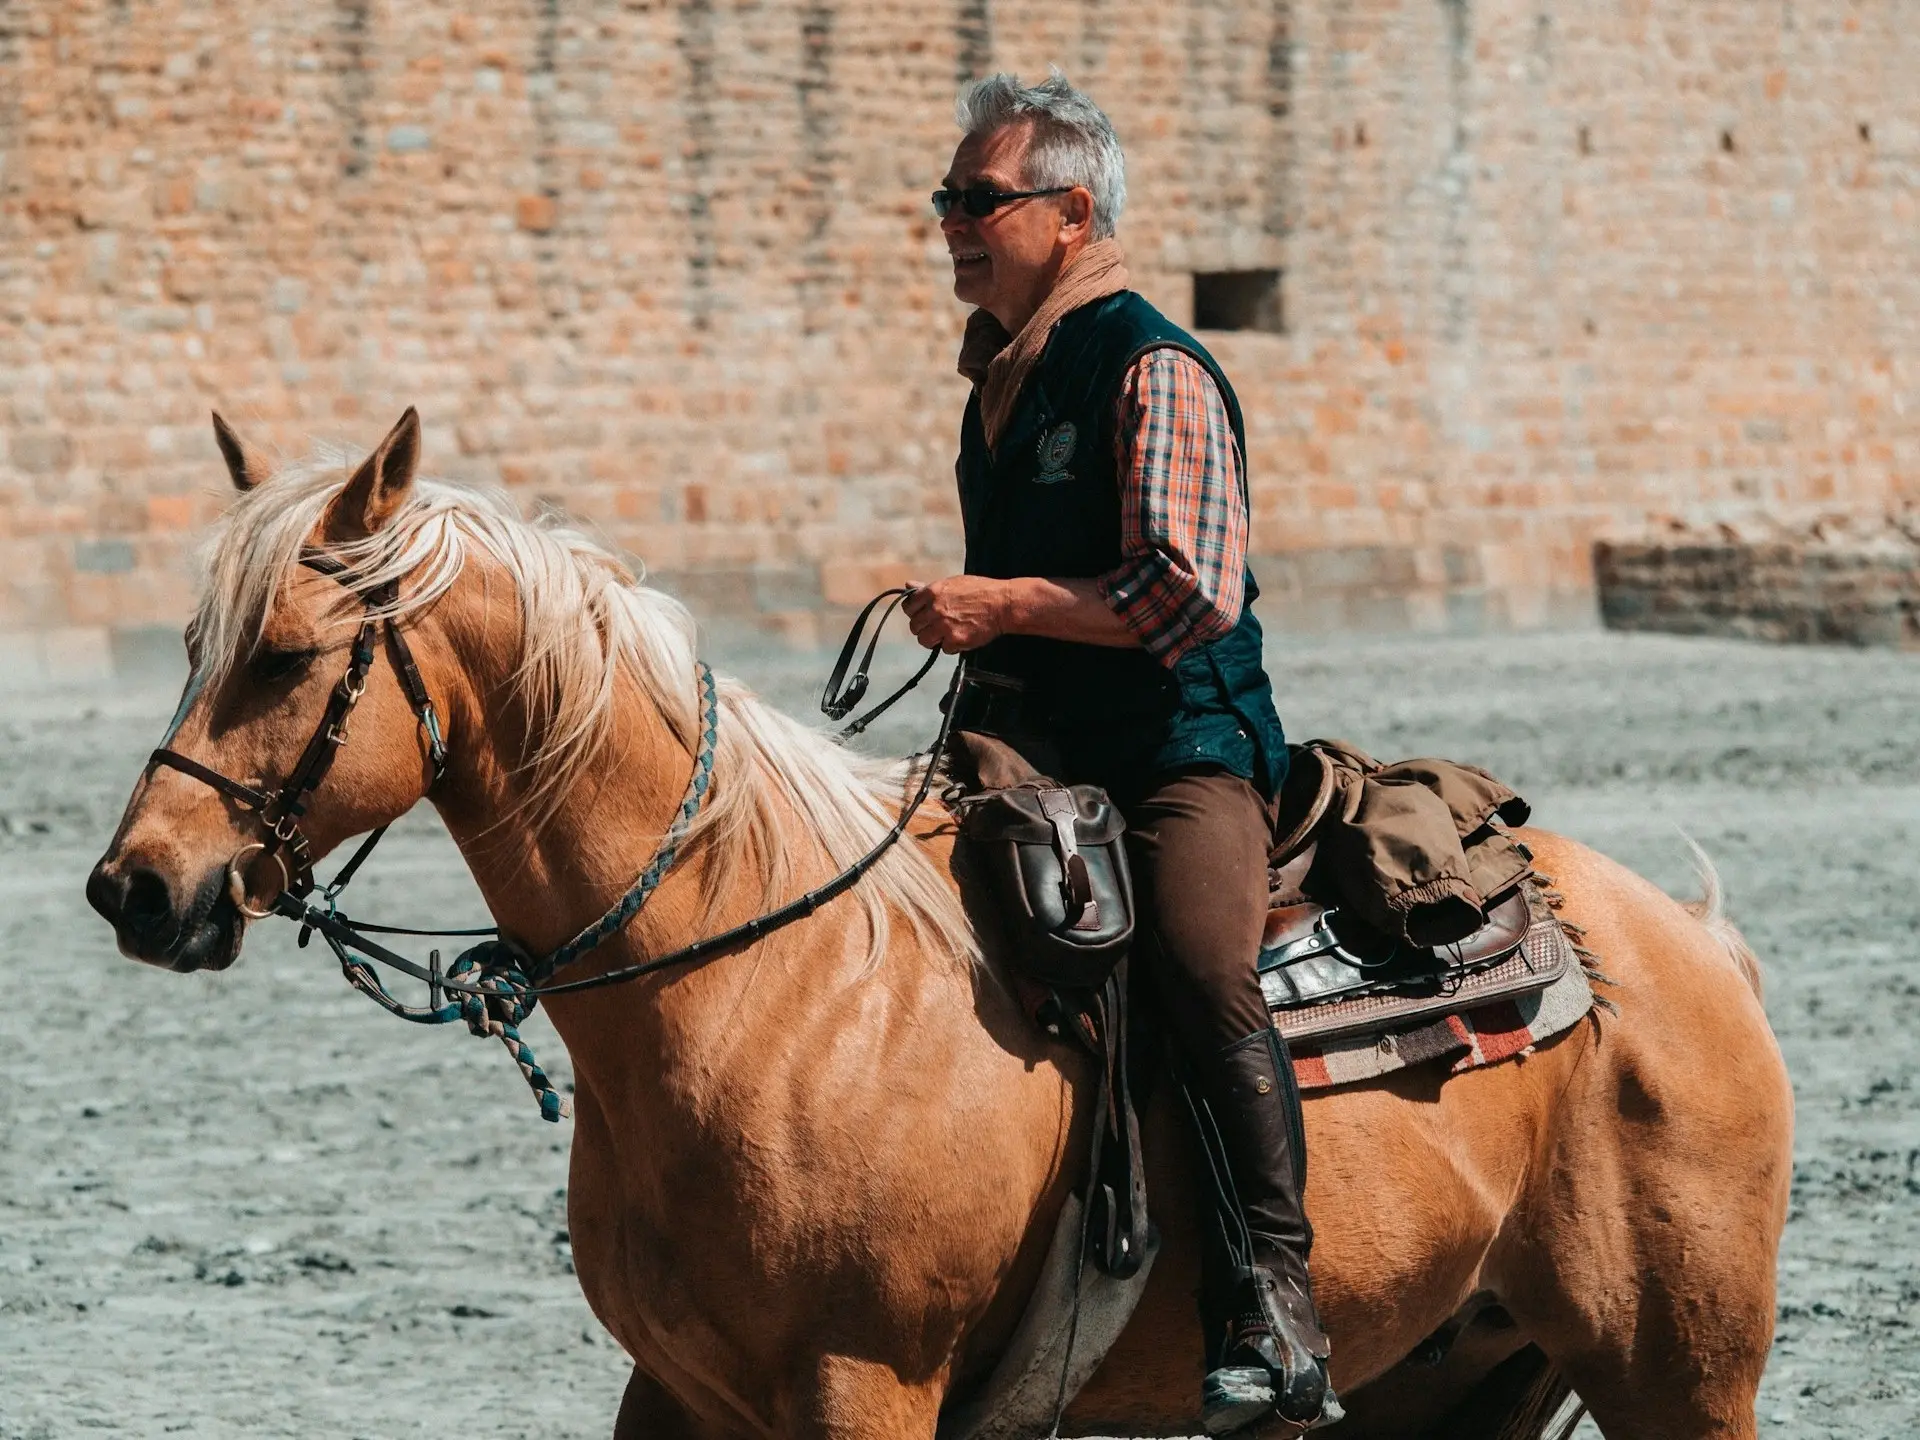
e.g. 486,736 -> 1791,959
1111,767 -> 1275,1057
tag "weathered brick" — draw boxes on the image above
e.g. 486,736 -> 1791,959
515,194 -> 558,234
10,431 -> 72,475
0,0 -> 1914,668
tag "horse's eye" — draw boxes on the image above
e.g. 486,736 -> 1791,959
249,646 -> 318,683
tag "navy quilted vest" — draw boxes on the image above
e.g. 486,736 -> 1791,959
957,290 -> 1288,796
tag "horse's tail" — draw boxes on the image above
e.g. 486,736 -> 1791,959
1681,837 -> 1763,1001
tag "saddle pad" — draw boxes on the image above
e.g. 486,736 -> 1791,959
1275,891 -> 1595,1093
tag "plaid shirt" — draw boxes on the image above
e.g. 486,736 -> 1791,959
1097,347 -> 1249,665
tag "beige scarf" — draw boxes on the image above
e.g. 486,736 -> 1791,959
956,238 -> 1131,451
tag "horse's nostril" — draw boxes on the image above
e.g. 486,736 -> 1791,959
85,862 -> 126,926
122,867 -> 174,936
86,862 -> 176,943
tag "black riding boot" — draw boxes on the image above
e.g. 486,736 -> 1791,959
1187,1027 -> 1341,1435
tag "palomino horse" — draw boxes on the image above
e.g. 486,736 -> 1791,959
88,410 -> 1792,1439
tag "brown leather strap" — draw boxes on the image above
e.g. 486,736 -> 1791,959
266,612 -> 378,828
305,557 -> 444,778
148,748 -> 272,811
1037,787 -> 1100,931
387,626 -> 432,713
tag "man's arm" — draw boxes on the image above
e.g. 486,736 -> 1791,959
903,573 -> 1138,653
906,348 -> 1246,657
1096,347 -> 1247,663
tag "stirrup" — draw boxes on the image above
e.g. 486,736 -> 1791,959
1202,1267 -> 1341,1436
1202,1361 -> 1344,1435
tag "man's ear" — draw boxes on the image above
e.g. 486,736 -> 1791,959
325,407 -> 421,540
1060,185 -> 1096,242
211,412 -> 273,491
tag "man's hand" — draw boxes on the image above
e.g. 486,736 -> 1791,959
903,576 -> 1011,653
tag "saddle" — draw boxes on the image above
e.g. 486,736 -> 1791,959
1259,840 -> 1547,1039
937,697 -> 1578,1439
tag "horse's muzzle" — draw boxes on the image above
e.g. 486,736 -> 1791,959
86,856 -> 242,972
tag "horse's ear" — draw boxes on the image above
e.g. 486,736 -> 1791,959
211,411 -> 272,492
327,407 -> 421,538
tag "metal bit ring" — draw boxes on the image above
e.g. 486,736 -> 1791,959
227,842 -> 292,921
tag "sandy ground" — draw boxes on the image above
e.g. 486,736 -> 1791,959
2,629 -> 1916,1438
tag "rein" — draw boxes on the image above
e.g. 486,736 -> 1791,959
154,558 -> 956,1120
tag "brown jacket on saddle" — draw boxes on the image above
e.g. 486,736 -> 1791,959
1270,739 -> 1534,948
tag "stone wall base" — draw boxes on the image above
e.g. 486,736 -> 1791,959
1595,534 -> 1920,648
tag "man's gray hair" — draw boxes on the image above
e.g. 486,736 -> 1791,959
955,69 -> 1126,240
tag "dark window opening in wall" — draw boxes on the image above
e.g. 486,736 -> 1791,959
1193,269 -> 1283,334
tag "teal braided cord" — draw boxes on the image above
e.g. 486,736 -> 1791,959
543,661 -> 720,975
495,1021 -> 569,1122
444,949 -> 569,1121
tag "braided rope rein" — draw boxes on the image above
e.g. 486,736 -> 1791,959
325,662 -> 721,1121
539,662 -> 721,978
333,943 -> 571,1121
450,947 -> 571,1123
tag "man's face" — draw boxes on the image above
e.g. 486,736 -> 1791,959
941,123 -> 1083,330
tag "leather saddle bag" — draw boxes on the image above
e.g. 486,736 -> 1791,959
953,781 -> 1135,990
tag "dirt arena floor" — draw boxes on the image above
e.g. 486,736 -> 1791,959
3,629 -> 1916,1438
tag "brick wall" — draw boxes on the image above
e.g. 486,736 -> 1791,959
3,0 -> 1917,676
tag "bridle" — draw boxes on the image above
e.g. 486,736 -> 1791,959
148,551 -> 447,920
146,561 -> 955,1121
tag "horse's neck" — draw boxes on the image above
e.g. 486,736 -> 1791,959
424,657 -> 867,1111
430,665 -> 694,965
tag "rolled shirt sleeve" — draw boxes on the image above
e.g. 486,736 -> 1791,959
1096,347 -> 1249,665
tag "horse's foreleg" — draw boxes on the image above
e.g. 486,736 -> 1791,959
796,1355 -> 946,1439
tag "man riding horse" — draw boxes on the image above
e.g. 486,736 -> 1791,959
902,71 -> 1337,1435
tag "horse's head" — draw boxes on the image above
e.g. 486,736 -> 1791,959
86,408 -> 455,972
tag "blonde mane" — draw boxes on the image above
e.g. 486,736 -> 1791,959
192,450 -> 978,970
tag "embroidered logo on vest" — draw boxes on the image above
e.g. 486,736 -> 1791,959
1033,421 -> 1078,485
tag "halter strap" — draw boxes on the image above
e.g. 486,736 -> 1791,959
146,748 -> 274,812
304,553 -> 447,776
146,552 -> 445,903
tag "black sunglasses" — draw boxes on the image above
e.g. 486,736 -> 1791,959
931,184 -> 1073,219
